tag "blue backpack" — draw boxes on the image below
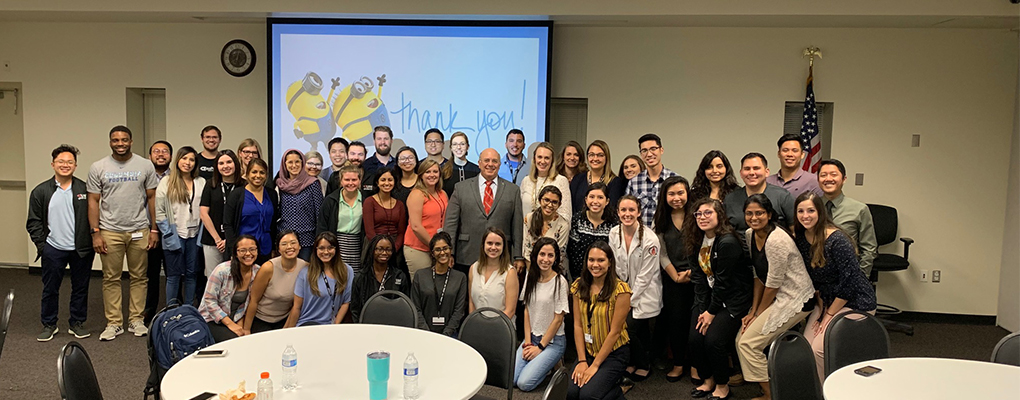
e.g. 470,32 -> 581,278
144,302 -> 215,398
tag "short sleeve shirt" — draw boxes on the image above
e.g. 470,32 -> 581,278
87,154 -> 158,232
294,264 -> 355,326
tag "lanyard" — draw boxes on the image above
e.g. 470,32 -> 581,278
432,268 -> 450,308
187,185 -> 196,216
376,267 -> 389,292
322,272 -> 339,318
586,297 -> 597,332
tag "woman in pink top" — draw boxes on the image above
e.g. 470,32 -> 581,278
404,159 -> 448,281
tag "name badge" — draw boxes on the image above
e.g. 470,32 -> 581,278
131,231 -> 144,241
432,317 -> 445,326
395,278 -> 402,285
584,333 -> 593,344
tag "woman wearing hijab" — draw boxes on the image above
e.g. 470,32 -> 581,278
276,149 -> 323,261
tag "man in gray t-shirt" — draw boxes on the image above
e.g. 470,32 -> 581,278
87,125 -> 159,341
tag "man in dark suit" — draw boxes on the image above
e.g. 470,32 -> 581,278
443,148 -> 525,274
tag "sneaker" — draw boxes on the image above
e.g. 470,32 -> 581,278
68,322 -> 91,339
99,325 -> 124,341
128,320 -> 148,337
37,325 -> 58,342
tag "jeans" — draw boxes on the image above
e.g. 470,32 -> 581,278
40,243 -> 94,326
164,236 -> 200,306
514,334 -> 567,391
144,239 -> 165,324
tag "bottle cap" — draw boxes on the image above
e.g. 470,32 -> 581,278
261,372 -> 270,379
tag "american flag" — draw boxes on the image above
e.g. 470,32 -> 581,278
800,67 -> 821,172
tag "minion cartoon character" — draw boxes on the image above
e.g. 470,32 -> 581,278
285,72 -> 337,151
329,74 -> 390,141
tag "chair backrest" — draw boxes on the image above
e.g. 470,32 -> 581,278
542,367 -> 569,400
459,307 -> 516,400
991,332 -> 1020,366
0,289 -> 13,361
360,290 -> 418,328
768,331 -> 823,400
58,341 -> 104,400
823,311 -> 890,378
867,204 -> 897,246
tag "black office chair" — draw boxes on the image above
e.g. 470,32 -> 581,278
768,331 -> 823,400
0,289 -> 12,362
542,367 -> 569,400
58,341 -> 104,400
360,290 -> 419,328
867,204 -> 915,336
823,311 -> 889,378
991,332 -> 1020,366
460,307 -> 516,400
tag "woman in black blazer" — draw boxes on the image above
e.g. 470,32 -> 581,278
223,158 -> 280,264
682,197 -> 753,400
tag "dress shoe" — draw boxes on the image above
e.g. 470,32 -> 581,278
691,388 -> 714,398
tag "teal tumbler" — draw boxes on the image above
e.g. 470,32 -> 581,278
367,351 -> 391,400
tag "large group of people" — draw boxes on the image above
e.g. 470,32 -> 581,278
28,124 -> 880,400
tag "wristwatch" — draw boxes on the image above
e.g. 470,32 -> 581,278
91,228 -> 100,234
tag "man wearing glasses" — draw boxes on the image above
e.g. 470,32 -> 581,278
144,140 -> 173,325
28,145 -> 95,342
626,133 -> 677,227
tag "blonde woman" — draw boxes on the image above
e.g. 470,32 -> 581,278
569,140 -> 626,213
520,142 -> 572,222
236,138 -> 263,175
155,146 -> 206,305
304,150 -> 328,196
403,159 -> 448,279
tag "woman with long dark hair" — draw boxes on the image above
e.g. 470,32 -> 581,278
224,158 -> 279,264
689,150 -> 739,202
468,227 -> 519,320
276,149 -> 323,261
392,146 -> 419,204
683,198 -> 753,400
410,232 -> 468,337
244,230 -> 307,333
651,176 -> 695,382
285,232 -> 354,327
199,235 -> 260,342
200,150 -> 243,275
618,155 -> 646,181
443,131 -> 480,195
567,182 -> 618,280
568,241 -> 631,400
735,194 -> 814,400
156,145 -> 205,305
793,192 -> 876,381
351,234 -> 411,322
523,186 -> 569,265
514,238 -> 569,392
556,140 -> 587,183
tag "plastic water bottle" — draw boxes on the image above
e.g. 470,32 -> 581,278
403,352 -> 419,399
281,344 -> 298,390
256,372 -> 273,400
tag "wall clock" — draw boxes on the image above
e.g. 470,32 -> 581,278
221,39 -> 256,77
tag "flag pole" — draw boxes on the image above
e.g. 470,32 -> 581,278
800,46 -> 822,172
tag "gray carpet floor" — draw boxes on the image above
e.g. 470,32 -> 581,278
0,266 -> 1011,399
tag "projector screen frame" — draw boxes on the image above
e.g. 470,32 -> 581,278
266,17 -> 554,174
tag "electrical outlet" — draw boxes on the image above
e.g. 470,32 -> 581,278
919,269 -> 929,282
932,270 -> 941,283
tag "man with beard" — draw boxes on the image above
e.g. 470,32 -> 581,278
144,140 -> 172,324
195,125 -> 220,180
326,141 -> 373,196
498,129 -> 529,185
88,126 -> 159,341
363,125 -> 395,174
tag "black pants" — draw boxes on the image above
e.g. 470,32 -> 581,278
568,345 -> 630,400
653,274 -> 695,367
144,243 -> 166,324
626,315 -> 653,370
689,310 -> 743,386
207,321 -> 238,343
40,243 -> 94,327
251,316 -> 286,333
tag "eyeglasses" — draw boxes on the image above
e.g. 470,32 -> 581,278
744,210 -> 768,218
398,156 -> 416,163
540,197 -> 560,205
587,152 -> 606,159
53,160 -> 76,166
279,240 -> 299,247
306,162 -> 322,168
694,210 -> 715,219
237,248 -> 258,255
432,246 -> 452,254
316,246 -> 336,252
425,139 -> 444,145
241,150 -> 259,156
450,142 -> 467,148
150,149 -> 170,155
639,146 -> 661,155
375,247 -> 393,253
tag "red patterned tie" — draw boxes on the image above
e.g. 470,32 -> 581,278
484,180 -> 494,214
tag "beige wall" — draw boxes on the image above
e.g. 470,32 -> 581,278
0,21 -> 267,269
998,66 -> 1020,332
553,27 -> 1018,315
1,21 -> 1016,316
0,82 -> 27,265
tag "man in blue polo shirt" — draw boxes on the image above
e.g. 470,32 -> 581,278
27,144 -> 95,341
498,129 -> 529,185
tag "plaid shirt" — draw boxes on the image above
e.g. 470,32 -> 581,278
626,167 -> 677,227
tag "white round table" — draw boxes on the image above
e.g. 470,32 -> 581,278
161,324 -> 487,400
823,357 -> 1020,400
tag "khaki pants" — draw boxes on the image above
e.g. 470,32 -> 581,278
100,229 -> 150,326
736,306 -> 812,383
404,247 -> 432,282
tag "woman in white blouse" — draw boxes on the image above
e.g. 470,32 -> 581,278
608,195 -> 662,381
468,227 -> 520,321
523,186 -> 570,264
736,194 -> 814,400
520,142 -> 571,222
514,237 -> 570,391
